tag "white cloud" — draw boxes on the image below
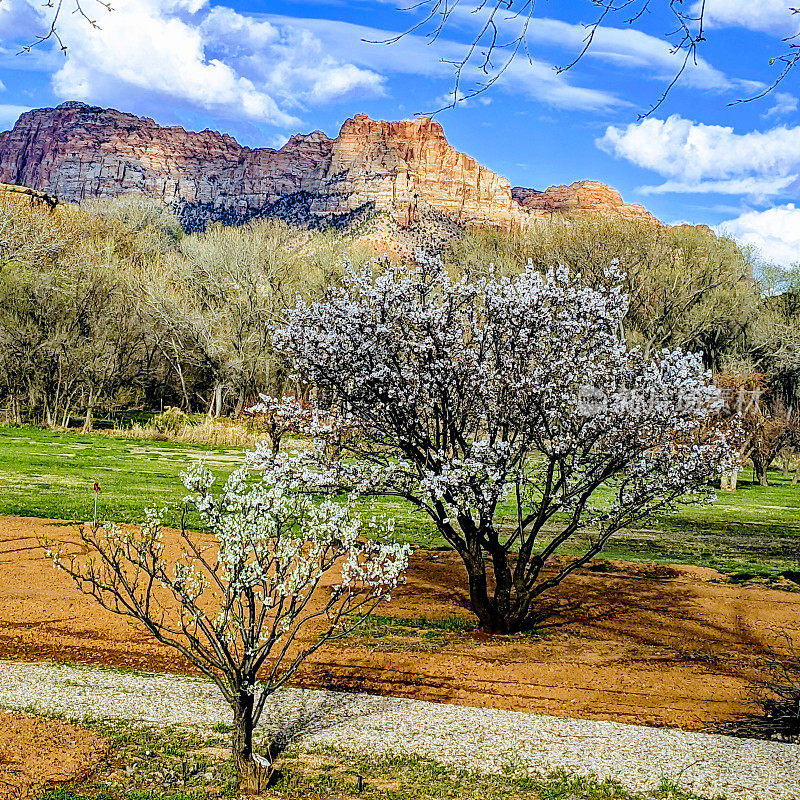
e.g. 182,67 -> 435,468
0,0 -> 40,39
266,15 -> 620,112
5,0 -> 387,127
268,134 -> 290,150
640,176 -> 797,197
501,58 -> 619,111
49,0 -> 299,126
763,91 -> 798,119
0,0 -> 771,128
199,8 -> 386,107
693,0 -> 800,35
0,103 -> 30,130
435,5 -> 752,97
526,18 -> 743,93
1,0 -> 622,126
717,205 -> 800,267
433,90 -> 492,110
598,115 -> 800,196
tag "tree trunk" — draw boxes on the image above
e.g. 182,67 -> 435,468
231,692 -> 272,792
82,388 -> 95,433
751,455 -> 770,487
214,384 -> 223,418
61,388 -> 78,429
167,341 -> 192,412
462,545 -> 525,634
176,365 -> 191,412
467,573 -> 509,633
721,467 -> 740,491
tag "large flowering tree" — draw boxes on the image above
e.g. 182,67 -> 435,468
272,259 -> 737,634
48,462 -> 409,791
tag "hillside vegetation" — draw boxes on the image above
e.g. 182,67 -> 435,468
0,187 -> 798,484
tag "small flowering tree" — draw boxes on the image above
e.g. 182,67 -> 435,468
272,258 -> 738,634
48,462 -> 409,791
247,393 -> 352,457
246,393 -> 317,455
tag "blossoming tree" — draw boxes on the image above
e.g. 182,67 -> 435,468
246,393 -> 318,455
247,393 -> 340,455
272,259 -> 737,634
49,462 -> 409,791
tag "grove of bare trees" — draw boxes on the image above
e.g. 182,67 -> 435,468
1,189 -> 798,488
0,192 -> 370,428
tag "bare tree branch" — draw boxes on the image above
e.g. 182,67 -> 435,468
13,0 -> 112,56
382,0 -> 800,115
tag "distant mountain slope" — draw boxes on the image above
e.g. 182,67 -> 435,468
0,102 -> 656,233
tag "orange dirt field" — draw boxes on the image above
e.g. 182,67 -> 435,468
1,516 -> 799,732
0,710 -> 107,798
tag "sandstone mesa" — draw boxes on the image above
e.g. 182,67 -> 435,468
0,102 -> 656,234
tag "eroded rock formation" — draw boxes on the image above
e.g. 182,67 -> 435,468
512,181 -> 653,221
0,102 -> 656,232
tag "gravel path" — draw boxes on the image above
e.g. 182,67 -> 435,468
0,659 -> 797,800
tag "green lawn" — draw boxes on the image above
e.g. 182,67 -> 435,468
604,477 -> 800,578
1,425 -> 798,578
0,425 -> 445,540
0,426 -> 243,528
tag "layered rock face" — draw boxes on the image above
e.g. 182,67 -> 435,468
0,102 -> 655,232
0,182 -> 58,210
512,181 -> 653,221
0,103 -> 336,231
323,115 -> 520,228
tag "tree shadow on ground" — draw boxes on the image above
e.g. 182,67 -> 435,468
256,690 -> 374,759
390,550 -> 789,680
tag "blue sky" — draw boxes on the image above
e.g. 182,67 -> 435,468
1,0 -> 799,265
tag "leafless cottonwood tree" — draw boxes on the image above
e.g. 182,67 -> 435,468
749,406 -> 800,487
386,0 -> 800,114
0,195 -> 375,425
137,220 -> 329,418
714,372 -> 800,489
445,218 -> 760,370
0,197 -> 150,428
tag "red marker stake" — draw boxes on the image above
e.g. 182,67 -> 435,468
93,482 -> 101,526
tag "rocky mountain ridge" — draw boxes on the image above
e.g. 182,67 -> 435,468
0,102 -> 656,233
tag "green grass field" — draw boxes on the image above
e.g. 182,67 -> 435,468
1,425 -> 798,579
0,426 -> 244,528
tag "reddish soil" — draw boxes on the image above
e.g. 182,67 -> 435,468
1,516 -> 799,732
0,710 -> 107,798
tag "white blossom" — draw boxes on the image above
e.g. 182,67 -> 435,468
50,453 -> 409,784
271,256 -> 737,632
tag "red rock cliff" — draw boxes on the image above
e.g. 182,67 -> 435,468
0,102 -> 655,231
512,181 -> 653,221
